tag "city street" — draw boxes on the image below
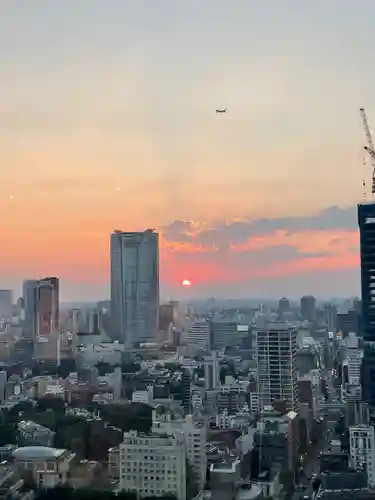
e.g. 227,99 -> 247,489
288,370 -> 341,500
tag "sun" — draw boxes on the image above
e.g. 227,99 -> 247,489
182,279 -> 192,287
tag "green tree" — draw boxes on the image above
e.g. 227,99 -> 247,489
37,397 -> 65,414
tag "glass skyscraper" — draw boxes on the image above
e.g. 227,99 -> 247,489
110,229 -> 159,345
358,203 -> 375,418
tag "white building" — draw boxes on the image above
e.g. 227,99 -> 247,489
185,320 -> 211,350
152,412 -> 207,490
349,425 -> 375,487
119,430 -> 186,500
256,323 -> 298,412
110,229 -> 159,345
346,347 -> 363,386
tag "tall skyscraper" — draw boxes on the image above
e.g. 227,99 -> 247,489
256,322 -> 299,412
23,279 -> 37,337
35,277 -> 59,337
300,295 -> 316,322
110,229 -> 159,345
358,203 -> 375,420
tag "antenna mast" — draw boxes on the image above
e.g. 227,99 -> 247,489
360,108 -> 375,195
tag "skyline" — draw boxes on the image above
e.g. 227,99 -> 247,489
1,1 -> 374,300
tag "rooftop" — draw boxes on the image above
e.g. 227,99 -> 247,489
13,446 -> 66,460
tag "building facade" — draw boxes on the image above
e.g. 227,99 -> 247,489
34,277 -> 59,337
358,203 -> 375,419
110,230 -> 159,345
119,431 -> 186,500
256,323 -> 299,412
349,424 -> 375,487
0,290 -> 12,322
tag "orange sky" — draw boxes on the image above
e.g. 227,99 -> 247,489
0,1 -> 372,299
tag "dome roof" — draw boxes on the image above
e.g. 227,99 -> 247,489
12,446 -> 63,460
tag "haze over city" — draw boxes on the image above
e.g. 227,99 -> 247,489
1,1 -> 374,300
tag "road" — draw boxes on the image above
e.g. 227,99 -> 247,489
289,369 -> 342,500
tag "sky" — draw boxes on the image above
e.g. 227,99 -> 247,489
0,0 -> 374,301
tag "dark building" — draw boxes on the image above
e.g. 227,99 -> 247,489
300,295 -> 316,322
278,297 -> 290,316
337,310 -> 360,335
358,203 -> 375,420
34,277 -> 59,337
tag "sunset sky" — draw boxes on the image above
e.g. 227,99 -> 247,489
0,1 -> 374,300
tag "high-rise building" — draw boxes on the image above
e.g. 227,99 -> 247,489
110,229 -> 159,345
0,290 -> 12,322
22,279 -> 37,337
278,297 -> 290,317
300,295 -> 316,322
358,203 -> 375,420
204,351 -> 220,390
35,277 -> 59,337
256,323 -> 299,412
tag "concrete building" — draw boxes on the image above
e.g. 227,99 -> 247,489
349,425 -> 375,487
256,323 -> 298,411
110,229 -> 159,345
119,430 -> 186,500
12,446 -> 75,489
152,411 -> 207,491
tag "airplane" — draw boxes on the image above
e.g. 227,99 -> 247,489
215,108 -> 227,114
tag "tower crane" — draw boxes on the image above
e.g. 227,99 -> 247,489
360,107 -> 375,194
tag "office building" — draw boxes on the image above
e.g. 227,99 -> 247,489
278,297 -> 290,317
0,290 -> 12,322
184,319 -> 211,350
358,203 -> 375,420
256,323 -> 298,411
35,277 -> 59,337
350,425 -> 375,487
22,280 -> 37,337
210,320 -> 248,349
110,229 -> 159,345
300,295 -> 316,322
119,430 -> 186,500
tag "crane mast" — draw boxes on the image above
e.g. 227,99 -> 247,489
360,107 -> 375,194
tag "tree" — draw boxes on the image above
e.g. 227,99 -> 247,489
37,397 -> 65,414
99,403 -> 152,434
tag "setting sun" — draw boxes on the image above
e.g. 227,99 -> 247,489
182,279 -> 192,287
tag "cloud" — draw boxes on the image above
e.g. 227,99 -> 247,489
160,205 -> 360,295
